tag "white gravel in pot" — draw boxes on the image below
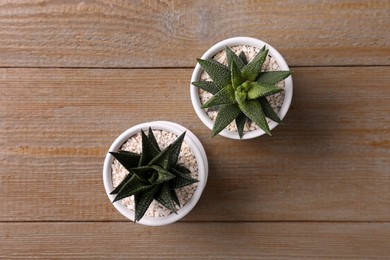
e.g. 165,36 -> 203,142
198,45 -> 286,133
111,129 -> 198,218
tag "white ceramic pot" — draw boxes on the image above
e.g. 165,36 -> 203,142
103,121 -> 208,226
190,36 -> 293,140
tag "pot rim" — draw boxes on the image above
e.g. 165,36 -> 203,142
102,121 -> 208,226
190,36 -> 293,140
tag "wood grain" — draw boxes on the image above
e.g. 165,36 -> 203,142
1,67 -> 389,221
1,1 -> 389,258
1,222 -> 389,259
0,0 -> 388,67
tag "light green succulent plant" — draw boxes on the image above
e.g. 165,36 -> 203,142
110,128 -> 198,222
192,46 -> 292,138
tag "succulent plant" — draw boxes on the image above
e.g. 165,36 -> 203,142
192,46 -> 292,138
110,128 -> 198,222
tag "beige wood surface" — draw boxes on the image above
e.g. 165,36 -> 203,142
0,0 -> 388,67
1,223 -> 390,259
1,0 -> 390,259
1,67 -> 389,223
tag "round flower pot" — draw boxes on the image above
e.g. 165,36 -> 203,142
103,121 -> 208,226
190,36 -> 293,140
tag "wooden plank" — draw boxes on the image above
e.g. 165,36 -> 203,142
0,0 -> 388,67
0,67 -> 389,221
1,222 -> 389,259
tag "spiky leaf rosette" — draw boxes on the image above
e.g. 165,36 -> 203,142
110,128 -> 198,222
192,46 -> 292,138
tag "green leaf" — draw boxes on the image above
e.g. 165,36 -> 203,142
259,97 -> 282,123
134,185 -> 160,222
148,145 -> 171,170
139,129 -> 159,166
235,89 -> 247,104
247,82 -> 283,100
197,58 -> 231,89
235,112 -> 247,139
257,71 -> 292,85
110,172 -> 133,195
170,168 -> 198,189
169,131 -> 186,166
147,127 -> 161,153
238,51 -> 248,65
169,183 -> 180,206
130,166 -> 153,182
237,99 -> 271,136
231,60 -> 245,89
192,81 -> 219,95
113,174 -> 153,202
226,47 -> 246,71
241,47 -> 268,81
132,165 -> 175,185
109,151 -> 140,172
150,165 -> 176,184
201,84 -> 236,109
155,183 -> 177,214
206,58 -> 225,66
211,103 -> 241,137
174,164 -> 191,175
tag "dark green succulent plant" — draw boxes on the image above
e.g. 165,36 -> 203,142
192,46 -> 292,138
110,128 -> 198,222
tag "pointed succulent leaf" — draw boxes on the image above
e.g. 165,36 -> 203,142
147,145 -> 171,170
110,172 -> 133,195
170,168 -> 198,189
259,97 -> 282,123
257,71 -> 292,85
235,112 -> 247,139
147,127 -> 161,153
131,166 -> 154,182
192,81 -> 219,95
226,47 -> 246,71
241,47 -> 268,81
235,89 -> 247,104
112,174 -> 153,202
149,165 -> 176,184
131,165 -> 175,184
259,45 -> 266,54
155,183 -> 177,214
174,164 -> 191,175
134,185 -> 160,222
110,127 -> 202,222
139,129 -> 159,166
206,58 -> 226,66
169,182 -> 180,206
231,60 -> 245,89
237,98 -> 271,135
169,131 -> 186,166
238,51 -> 248,65
197,58 -> 231,89
109,151 -> 140,172
211,103 -> 241,137
201,84 -> 236,109
247,82 -> 283,100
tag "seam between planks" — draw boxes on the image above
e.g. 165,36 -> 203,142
0,65 -> 389,70
1,220 -> 390,223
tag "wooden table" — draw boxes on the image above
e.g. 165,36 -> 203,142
1,1 -> 389,258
